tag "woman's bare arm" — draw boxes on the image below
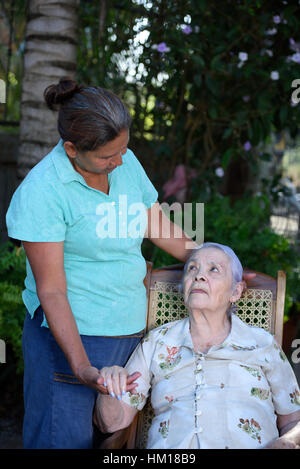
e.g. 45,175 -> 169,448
94,394 -> 138,433
146,202 -> 197,261
264,411 -> 300,449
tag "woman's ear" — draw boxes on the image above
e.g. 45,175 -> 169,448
230,281 -> 244,303
63,141 -> 78,159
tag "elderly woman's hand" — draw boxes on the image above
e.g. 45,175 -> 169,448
99,366 -> 141,399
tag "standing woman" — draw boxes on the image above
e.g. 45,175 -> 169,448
6,77 -> 195,449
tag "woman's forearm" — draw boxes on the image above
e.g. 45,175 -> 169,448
151,226 -> 198,262
38,290 -> 91,376
147,203 -> 198,261
280,420 -> 300,444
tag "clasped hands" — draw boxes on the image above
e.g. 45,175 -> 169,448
76,364 -> 140,398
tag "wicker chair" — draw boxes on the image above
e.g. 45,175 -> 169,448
99,262 -> 286,449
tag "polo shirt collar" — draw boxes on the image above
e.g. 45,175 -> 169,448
50,139 -> 84,184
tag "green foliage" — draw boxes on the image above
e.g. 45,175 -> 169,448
0,0 -> 26,123
78,0 -> 300,193
0,242 -> 26,373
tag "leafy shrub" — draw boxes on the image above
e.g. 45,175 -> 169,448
146,193 -> 300,319
0,242 -> 26,374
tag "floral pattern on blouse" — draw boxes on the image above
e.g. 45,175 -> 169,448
158,420 -> 170,439
251,387 -> 270,400
238,418 -> 262,444
122,314 -> 300,449
128,392 -> 146,409
274,342 -> 288,361
158,346 -> 182,372
290,388 -> 300,406
239,364 -> 262,380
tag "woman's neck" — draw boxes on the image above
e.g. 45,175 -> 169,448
70,159 -> 109,194
189,310 -> 231,354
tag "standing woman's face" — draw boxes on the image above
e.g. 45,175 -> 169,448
64,129 -> 129,175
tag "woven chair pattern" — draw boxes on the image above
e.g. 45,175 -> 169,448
137,281 -> 274,449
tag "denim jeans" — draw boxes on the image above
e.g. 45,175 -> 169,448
22,306 -> 141,449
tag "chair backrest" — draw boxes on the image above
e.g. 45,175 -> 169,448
133,263 -> 286,449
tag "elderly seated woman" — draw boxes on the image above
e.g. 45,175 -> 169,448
94,242 -> 300,449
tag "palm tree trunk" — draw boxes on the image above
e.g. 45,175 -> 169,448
18,0 -> 79,180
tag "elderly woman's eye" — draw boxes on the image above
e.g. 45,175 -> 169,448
188,265 -> 196,271
210,266 -> 218,272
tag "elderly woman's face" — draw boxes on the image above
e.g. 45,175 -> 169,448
183,247 -> 237,315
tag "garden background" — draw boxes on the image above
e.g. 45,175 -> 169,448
0,0 -> 300,448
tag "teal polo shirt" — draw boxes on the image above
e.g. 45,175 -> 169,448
6,140 -> 158,336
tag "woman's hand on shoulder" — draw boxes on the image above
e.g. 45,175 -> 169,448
98,366 -> 141,399
241,272 -> 256,291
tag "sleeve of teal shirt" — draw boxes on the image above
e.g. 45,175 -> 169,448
126,149 -> 158,208
6,180 -> 66,242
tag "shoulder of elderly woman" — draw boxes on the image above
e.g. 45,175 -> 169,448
231,313 -> 274,345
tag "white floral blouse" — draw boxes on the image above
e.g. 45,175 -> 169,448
122,314 -> 300,449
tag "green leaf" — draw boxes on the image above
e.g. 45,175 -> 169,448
279,106 -> 288,126
192,55 -> 206,68
259,153 -> 272,162
208,106 -> 218,119
221,148 -> 233,169
193,74 -> 202,86
222,127 -> 233,140
206,75 -> 219,96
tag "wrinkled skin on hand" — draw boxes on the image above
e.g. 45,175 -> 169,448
264,436 -> 300,449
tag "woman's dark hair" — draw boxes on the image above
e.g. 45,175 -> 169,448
44,77 -> 131,152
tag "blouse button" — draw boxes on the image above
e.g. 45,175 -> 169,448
195,375 -> 204,385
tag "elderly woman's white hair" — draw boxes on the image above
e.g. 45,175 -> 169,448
181,242 -> 243,315
183,242 -> 243,285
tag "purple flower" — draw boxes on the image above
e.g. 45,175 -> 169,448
289,38 -> 300,52
273,15 -> 281,24
291,53 -> 300,64
238,52 -> 248,62
270,70 -> 279,80
265,28 -> 277,35
182,25 -> 192,35
215,167 -> 224,178
244,141 -> 252,151
243,95 -> 250,102
156,42 -> 170,53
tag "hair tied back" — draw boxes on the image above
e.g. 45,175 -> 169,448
44,76 -> 81,110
